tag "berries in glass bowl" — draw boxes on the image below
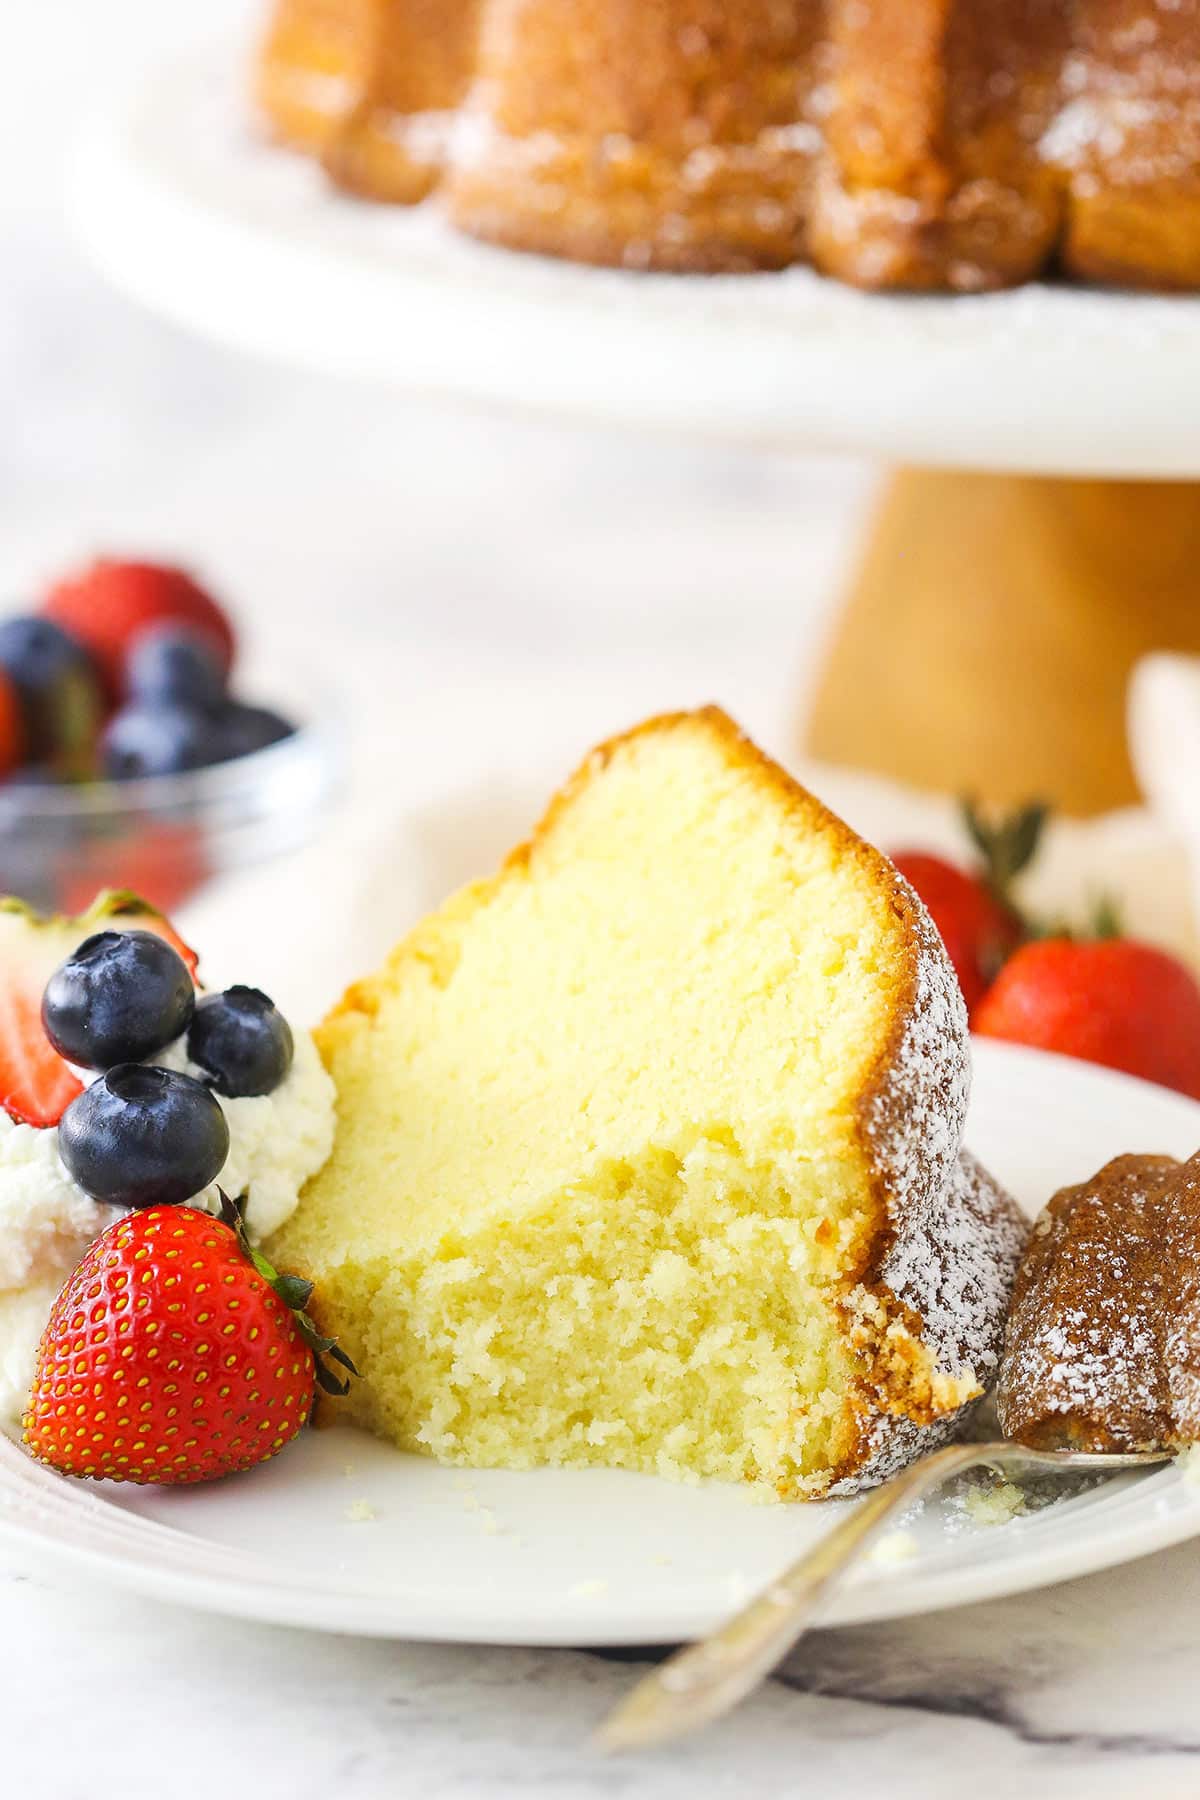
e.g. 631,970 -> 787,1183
125,625 -> 228,711
0,618 -> 103,767
0,556 -> 340,914
43,559 -> 236,699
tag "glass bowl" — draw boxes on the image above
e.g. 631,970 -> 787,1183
0,664 -> 345,915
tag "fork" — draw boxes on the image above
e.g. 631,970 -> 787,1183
595,1439 -> 1170,1754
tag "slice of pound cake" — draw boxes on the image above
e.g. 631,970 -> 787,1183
271,710 -> 1025,1497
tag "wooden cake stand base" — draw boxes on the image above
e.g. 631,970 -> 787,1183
804,472 -> 1200,817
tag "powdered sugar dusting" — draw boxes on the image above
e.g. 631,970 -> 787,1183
883,1151 -> 1027,1384
862,878 -> 970,1228
818,873 -> 1027,1498
1040,95 -> 1167,167
829,1153 -> 1027,1496
380,109 -> 464,168
998,1153 -> 1200,1451
827,1408 -> 954,1498
266,67 -> 356,120
399,0 -> 1200,289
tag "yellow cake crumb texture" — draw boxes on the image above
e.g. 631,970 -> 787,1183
271,708 -> 1021,1498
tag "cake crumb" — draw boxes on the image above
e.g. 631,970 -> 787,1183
345,1499 -> 377,1523
869,1529 -> 920,1565
568,1578 -> 609,1599
450,1482 -> 507,1534
962,1479 -> 1027,1526
1179,1445 -> 1200,1486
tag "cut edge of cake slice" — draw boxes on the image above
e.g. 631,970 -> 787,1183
273,707 -> 1024,1497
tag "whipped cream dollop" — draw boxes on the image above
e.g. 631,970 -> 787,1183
0,1028 -> 336,1427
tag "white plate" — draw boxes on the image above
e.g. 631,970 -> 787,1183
3,1039 -> 1199,1644
71,51 -> 1200,475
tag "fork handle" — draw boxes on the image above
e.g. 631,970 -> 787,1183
596,1441 -> 990,1752
595,1433 -> 1171,1754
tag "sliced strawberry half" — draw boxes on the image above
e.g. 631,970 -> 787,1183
0,982 -> 83,1127
0,891 -> 200,1128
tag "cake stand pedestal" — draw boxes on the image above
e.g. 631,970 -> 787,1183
72,53 -> 1200,817
810,473 -> 1200,816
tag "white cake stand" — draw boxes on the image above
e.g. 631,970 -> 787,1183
72,51 -> 1200,813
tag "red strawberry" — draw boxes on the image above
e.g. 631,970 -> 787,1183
42,559 -> 235,700
23,1197 -> 355,1486
0,892 -> 199,1126
0,978 -> 83,1127
0,668 -> 24,777
973,937 -> 1200,1100
891,852 -> 1020,1011
892,802 -> 1045,1012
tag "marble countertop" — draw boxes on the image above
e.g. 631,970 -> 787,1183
7,1528 -> 1200,1799
6,4 -> 1200,1795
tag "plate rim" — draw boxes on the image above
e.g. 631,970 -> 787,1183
2,1467 -> 1197,1646
3,1039 -> 1200,1645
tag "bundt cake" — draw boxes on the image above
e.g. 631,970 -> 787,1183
255,0 -> 373,157
323,0 -> 483,204
269,708 -> 1026,1499
998,1152 -> 1200,1453
255,0 -> 1200,288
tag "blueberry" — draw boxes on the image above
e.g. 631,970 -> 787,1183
42,929 -> 195,1068
100,702 -> 224,779
188,986 -> 294,1097
211,703 -> 296,764
125,626 -> 227,711
59,1064 -> 229,1209
0,617 -> 102,763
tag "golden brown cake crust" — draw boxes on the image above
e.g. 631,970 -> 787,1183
322,0 -> 483,204
835,1148 -> 1027,1491
254,0 -> 374,155
813,0 -> 1068,291
444,0 -> 827,273
998,1151 -> 1200,1452
257,0 -> 1200,290
1056,0 -> 1200,289
318,707 -> 1021,1494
